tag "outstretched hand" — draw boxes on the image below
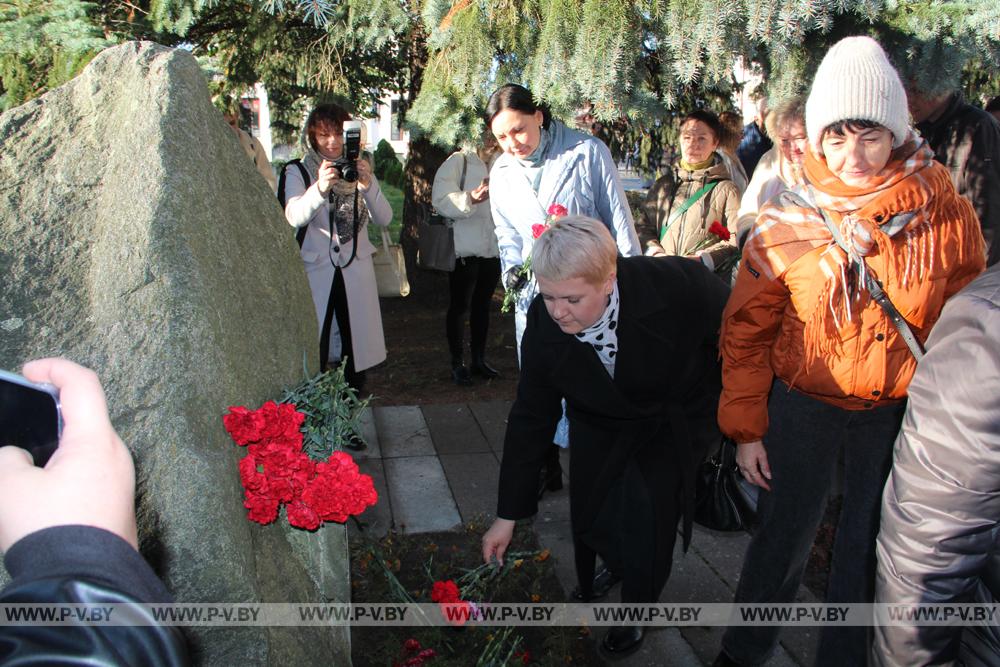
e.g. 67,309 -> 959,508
481,518 -> 515,567
0,358 -> 137,552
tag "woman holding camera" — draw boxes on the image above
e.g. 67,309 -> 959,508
282,103 -> 392,411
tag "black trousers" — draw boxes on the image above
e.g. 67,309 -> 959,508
721,382 -> 905,666
446,256 -> 501,362
320,266 -> 365,395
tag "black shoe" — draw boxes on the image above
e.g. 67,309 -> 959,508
600,626 -> 644,658
344,434 -> 367,452
451,364 -> 473,386
470,358 -> 500,379
571,564 -> 622,601
711,651 -> 743,667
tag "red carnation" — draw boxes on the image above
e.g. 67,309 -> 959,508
403,638 -> 421,653
223,406 -> 266,445
708,220 -> 731,241
430,580 -> 461,603
531,223 -> 548,239
286,499 -> 321,530
244,492 -> 280,524
546,203 -> 568,218
417,648 -> 437,660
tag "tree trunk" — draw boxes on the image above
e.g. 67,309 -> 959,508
397,16 -> 451,303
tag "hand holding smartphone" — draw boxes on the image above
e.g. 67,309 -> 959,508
0,359 -> 137,551
0,369 -> 62,467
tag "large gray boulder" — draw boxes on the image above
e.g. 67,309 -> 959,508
0,42 -> 351,664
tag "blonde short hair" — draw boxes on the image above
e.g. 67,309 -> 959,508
531,215 -> 617,285
764,96 -> 806,140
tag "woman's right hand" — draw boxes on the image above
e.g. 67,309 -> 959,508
645,241 -> 666,257
482,518 -> 515,566
736,439 -> 772,491
317,159 -> 340,195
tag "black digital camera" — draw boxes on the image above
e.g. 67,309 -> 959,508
334,120 -> 363,183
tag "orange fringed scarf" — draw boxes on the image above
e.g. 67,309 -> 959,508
725,132 -> 982,363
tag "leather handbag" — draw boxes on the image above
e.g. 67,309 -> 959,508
694,438 -> 759,532
417,154 -> 467,271
373,228 -> 410,297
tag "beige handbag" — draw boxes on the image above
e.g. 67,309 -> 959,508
373,228 -> 410,297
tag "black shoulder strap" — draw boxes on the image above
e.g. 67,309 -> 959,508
278,159 -> 311,247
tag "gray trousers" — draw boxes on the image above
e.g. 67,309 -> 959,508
721,381 -> 905,666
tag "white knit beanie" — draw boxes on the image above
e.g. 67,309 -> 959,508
805,36 -> 909,153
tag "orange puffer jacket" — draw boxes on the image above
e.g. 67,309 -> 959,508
719,148 -> 985,444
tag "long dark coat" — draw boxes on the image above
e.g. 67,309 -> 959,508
497,256 -> 729,602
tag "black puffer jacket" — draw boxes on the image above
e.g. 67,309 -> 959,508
0,526 -> 188,666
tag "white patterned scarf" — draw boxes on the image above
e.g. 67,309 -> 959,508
574,281 -> 620,377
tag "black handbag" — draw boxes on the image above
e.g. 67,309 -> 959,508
694,438 -> 759,532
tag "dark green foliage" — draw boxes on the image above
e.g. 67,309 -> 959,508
280,361 -> 370,460
372,139 -> 399,179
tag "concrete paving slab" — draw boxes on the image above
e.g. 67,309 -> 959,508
351,407 -> 381,460
531,519 -> 577,601
468,400 -> 512,455
383,455 -> 462,533
438,452 -> 500,523
374,406 -> 435,458
421,403 -> 493,455
350,457 -> 393,538
671,532 -> 814,666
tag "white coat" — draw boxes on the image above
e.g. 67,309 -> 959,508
431,151 -> 498,259
283,165 -> 393,371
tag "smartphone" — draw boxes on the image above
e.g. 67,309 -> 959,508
0,369 -> 62,467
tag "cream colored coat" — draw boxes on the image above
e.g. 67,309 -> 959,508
283,168 -> 392,371
431,151 -> 498,259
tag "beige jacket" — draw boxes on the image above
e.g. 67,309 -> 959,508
431,150 -> 498,259
640,154 -> 740,269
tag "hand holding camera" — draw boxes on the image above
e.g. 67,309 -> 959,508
0,359 -> 137,552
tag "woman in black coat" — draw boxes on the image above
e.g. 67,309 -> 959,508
481,216 -> 729,657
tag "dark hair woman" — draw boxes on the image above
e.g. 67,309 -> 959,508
484,83 -> 643,486
714,36 -> 985,667
641,109 -> 741,275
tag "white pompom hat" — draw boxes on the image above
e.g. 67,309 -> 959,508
805,36 -> 909,153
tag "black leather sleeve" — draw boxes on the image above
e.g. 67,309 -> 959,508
1,525 -> 189,666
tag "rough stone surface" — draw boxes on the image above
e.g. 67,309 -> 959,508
0,41 -> 351,664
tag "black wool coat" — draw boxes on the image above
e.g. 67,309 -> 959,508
497,255 -> 729,602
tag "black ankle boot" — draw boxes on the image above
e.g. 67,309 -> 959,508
450,358 -> 473,386
601,626 -> 644,657
470,355 -> 499,379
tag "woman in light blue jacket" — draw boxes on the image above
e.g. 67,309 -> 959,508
486,83 -> 641,497
486,84 -> 641,347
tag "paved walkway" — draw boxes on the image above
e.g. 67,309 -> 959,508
349,402 -> 818,666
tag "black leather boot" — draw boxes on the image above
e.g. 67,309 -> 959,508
451,357 -> 473,386
571,563 -> 623,601
601,626 -> 645,658
470,356 -> 500,379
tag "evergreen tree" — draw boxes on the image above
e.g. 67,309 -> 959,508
5,0 -> 999,294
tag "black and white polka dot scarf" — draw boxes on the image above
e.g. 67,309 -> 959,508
575,281 -> 620,377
